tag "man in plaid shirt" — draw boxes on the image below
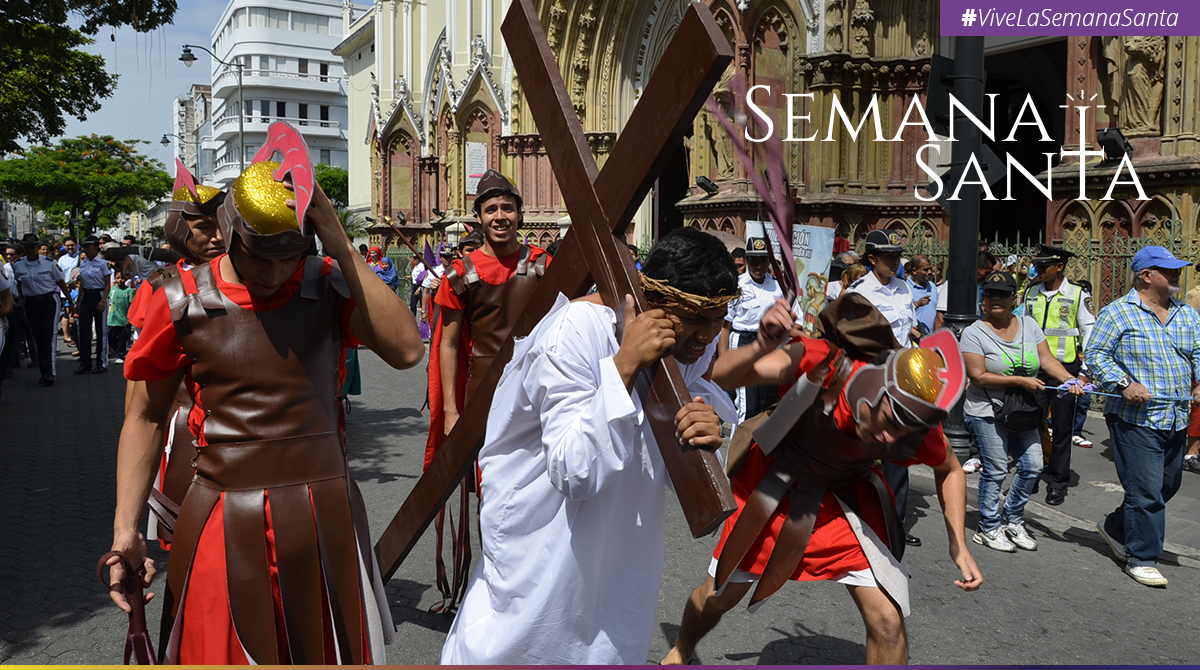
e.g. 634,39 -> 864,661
1086,246 -> 1200,588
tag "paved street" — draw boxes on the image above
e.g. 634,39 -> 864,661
3,341 -> 1200,664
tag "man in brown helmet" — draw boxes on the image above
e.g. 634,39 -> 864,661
422,169 -> 551,611
114,162 -> 226,549
121,162 -> 225,345
662,295 -> 981,665
105,125 -> 424,664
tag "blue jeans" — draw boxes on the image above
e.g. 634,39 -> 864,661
1102,415 -> 1186,566
966,415 -> 1043,533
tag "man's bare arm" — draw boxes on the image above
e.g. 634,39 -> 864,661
301,182 -> 423,370
930,443 -> 983,591
440,307 -> 464,435
711,299 -> 802,389
108,371 -> 184,612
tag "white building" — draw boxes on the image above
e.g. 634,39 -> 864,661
207,0 -> 352,186
169,84 -> 213,183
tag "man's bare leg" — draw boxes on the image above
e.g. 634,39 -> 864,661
661,575 -> 753,665
846,584 -> 907,664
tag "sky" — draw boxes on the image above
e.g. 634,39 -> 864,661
59,0 -> 231,170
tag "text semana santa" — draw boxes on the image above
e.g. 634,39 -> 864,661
739,87 -> 1151,203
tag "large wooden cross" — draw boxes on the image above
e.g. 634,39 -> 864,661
375,0 -> 736,580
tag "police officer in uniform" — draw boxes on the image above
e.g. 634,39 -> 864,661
10,233 -> 74,385
846,228 -> 923,545
719,230 -> 784,423
74,234 -> 111,374
2,243 -> 32,372
846,230 -> 920,347
1023,243 -> 1095,506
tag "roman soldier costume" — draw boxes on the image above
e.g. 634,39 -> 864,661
423,169 -> 549,611
138,163 -> 226,546
714,293 -> 967,614
445,241 -> 547,400
128,124 -> 393,663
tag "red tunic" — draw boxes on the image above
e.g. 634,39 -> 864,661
127,261 -> 197,330
125,255 -> 360,664
712,338 -> 948,580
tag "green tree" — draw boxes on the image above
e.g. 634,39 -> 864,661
0,134 -> 172,235
0,1 -> 178,152
338,208 -> 366,238
314,163 -> 349,209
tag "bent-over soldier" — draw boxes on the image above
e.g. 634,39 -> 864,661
663,294 -> 981,665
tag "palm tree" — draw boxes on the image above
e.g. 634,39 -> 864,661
338,208 -> 366,238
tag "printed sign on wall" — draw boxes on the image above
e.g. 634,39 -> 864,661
465,142 -> 488,196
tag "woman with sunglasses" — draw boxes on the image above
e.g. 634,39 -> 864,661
961,271 -> 1084,552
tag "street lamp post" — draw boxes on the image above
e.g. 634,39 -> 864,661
180,44 -> 245,172
162,132 -> 205,181
64,210 -> 91,239
941,37 -> 987,461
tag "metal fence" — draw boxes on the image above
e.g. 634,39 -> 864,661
903,230 -> 1198,309
386,246 -> 418,299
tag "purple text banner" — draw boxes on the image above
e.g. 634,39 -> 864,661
941,0 -> 1192,35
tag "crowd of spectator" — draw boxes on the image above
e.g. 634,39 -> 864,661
713,231 -> 1200,589
1,232 -> 146,395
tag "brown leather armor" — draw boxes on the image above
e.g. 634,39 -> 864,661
770,393 -> 923,490
156,257 -> 389,664
426,245 -> 545,613
155,382 -> 196,544
128,263 -> 195,545
717,317 -> 966,610
717,370 -> 914,610
446,245 -> 546,401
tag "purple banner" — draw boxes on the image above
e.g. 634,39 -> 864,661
941,0 -> 1191,35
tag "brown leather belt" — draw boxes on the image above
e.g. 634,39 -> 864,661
192,431 -> 346,491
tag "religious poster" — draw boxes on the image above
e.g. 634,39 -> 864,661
465,142 -> 488,197
791,225 -> 835,336
756,221 -> 835,336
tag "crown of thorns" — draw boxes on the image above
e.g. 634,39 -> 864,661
639,273 -> 741,312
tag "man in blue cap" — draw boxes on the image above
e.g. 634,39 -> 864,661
1087,245 -> 1200,587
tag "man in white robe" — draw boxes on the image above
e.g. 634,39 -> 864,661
441,228 -> 742,665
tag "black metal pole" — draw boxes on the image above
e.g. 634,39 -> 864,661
942,36 -> 985,461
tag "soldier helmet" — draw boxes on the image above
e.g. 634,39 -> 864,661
219,121 -> 317,260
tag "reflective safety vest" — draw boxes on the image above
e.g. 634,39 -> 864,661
1027,281 -> 1083,363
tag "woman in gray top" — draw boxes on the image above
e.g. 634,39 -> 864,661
961,271 -> 1084,552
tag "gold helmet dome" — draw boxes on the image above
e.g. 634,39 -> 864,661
218,121 -> 316,260
231,161 -> 303,235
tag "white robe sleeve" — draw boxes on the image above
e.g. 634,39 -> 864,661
522,332 -> 641,501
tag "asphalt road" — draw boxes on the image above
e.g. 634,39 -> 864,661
2,343 -> 1199,664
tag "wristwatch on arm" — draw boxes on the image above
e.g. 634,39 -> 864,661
1115,376 -> 1133,392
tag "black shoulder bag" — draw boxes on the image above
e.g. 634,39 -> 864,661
996,319 -> 1049,432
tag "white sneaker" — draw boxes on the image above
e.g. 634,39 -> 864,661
973,528 -> 1016,552
962,457 -> 983,474
1004,522 -> 1038,551
1124,564 -> 1168,587
1096,521 -> 1128,563
1072,435 -> 1083,446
